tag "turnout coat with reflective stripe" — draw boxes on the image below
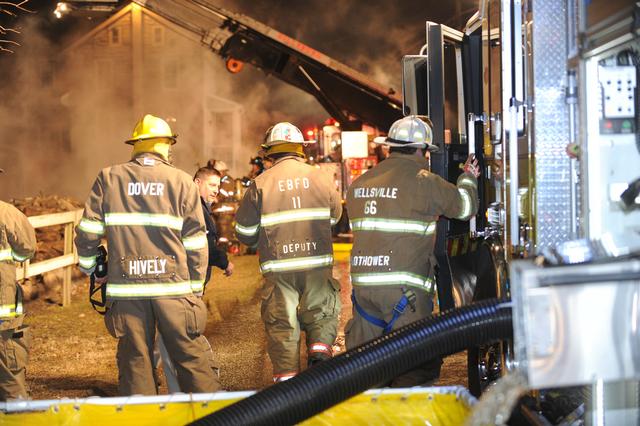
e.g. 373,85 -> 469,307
74,153 -> 208,299
235,156 -> 342,275
346,152 -> 478,292
0,200 -> 36,319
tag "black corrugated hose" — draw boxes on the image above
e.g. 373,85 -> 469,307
191,298 -> 512,426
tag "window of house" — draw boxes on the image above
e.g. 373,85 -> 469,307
109,27 -> 121,45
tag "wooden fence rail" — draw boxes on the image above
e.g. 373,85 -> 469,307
15,209 -> 84,307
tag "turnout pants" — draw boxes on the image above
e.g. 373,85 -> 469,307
261,268 -> 341,378
345,285 -> 442,387
104,296 -> 220,395
0,317 -> 29,400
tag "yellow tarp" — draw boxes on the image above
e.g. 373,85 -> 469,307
0,388 -> 473,426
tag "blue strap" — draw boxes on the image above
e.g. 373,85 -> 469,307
351,290 -> 409,334
388,296 -> 409,333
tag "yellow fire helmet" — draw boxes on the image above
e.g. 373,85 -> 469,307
125,114 -> 177,145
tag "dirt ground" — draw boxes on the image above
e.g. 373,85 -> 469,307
24,253 -> 468,400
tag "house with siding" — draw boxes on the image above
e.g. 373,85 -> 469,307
63,2 -> 243,182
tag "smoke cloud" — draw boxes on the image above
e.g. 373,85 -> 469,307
0,0 -> 476,201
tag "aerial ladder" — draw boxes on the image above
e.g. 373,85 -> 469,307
135,0 -> 403,131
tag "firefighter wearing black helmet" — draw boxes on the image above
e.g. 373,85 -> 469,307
345,115 -> 480,386
248,156 -> 264,179
235,122 -> 342,383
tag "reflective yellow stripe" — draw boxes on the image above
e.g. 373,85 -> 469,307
0,248 -> 12,261
459,176 -> 477,189
260,254 -> 333,273
350,218 -> 436,235
235,222 -> 259,236
261,208 -> 331,227
78,255 -> 97,270
351,272 -> 436,291
12,251 -> 30,262
0,303 -> 23,318
105,213 -> 183,230
78,218 -> 106,235
456,188 -> 473,219
182,233 -> 207,251
190,280 -> 204,293
106,282 -> 193,298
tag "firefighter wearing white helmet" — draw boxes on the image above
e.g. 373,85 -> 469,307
235,122 -> 342,382
345,115 -> 480,386
0,167 -> 37,400
75,114 -> 220,395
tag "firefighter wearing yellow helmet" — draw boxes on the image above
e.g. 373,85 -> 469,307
345,115 -> 480,386
235,122 -> 342,382
0,168 -> 37,400
75,114 -> 220,395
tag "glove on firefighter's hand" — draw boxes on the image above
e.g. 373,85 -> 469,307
463,154 -> 481,178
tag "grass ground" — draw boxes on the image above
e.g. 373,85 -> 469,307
24,254 -> 467,400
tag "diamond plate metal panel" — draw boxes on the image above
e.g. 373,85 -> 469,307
532,0 -> 572,249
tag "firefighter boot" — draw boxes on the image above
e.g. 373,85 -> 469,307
307,352 -> 331,367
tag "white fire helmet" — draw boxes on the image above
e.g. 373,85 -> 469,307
374,115 -> 438,152
261,122 -> 315,149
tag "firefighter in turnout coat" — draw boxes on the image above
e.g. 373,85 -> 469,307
74,115 -> 220,395
345,115 -> 480,386
235,122 -> 342,383
0,168 -> 36,399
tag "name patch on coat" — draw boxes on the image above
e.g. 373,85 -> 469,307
351,255 -> 390,266
127,182 -> 165,196
281,241 -> 317,254
121,256 -> 174,278
352,187 -> 398,199
277,178 -> 310,192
